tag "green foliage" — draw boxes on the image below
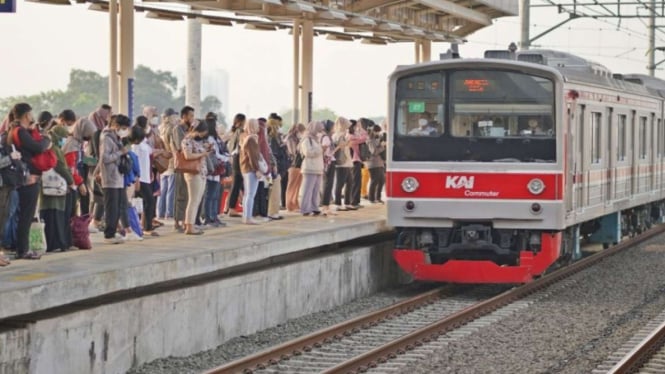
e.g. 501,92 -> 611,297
279,107 -> 339,128
0,66 -> 226,123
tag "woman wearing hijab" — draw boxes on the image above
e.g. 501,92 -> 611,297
40,125 -> 75,252
299,121 -> 324,216
253,118 -> 272,221
285,123 -> 305,212
62,115 -> 97,221
240,118 -> 262,225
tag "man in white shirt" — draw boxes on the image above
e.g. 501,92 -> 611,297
131,127 -> 158,236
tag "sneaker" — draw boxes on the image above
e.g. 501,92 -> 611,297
105,237 -> 124,245
88,223 -> 99,234
126,232 -> 144,241
115,233 -> 126,241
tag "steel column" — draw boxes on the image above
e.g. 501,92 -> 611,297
300,20 -> 313,124
109,0 -> 119,110
520,0 -> 530,50
292,19 -> 300,125
119,0 -> 134,119
186,15 -> 202,112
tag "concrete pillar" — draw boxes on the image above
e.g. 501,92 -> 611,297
414,41 -> 421,63
421,40 -> 431,62
109,0 -> 119,110
292,20 -> 300,125
300,20 -> 313,124
520,0 -> 530,50
187,16 -> 202,112
119,0 -> 134,119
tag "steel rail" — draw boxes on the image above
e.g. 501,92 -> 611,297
322,225 -> 665,374
608,319 -> 665,373
204,286 -> 453,374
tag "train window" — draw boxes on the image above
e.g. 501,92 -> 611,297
591,112 -> 601,164
449,70 -> 554,138
640,117 -> 648,159
395,73 -> 444,136
658,119 -> 663,157
618,114 -> 627,161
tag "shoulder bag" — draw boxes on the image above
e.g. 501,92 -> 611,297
42,168 -> 68,196
174,150 -> 200,174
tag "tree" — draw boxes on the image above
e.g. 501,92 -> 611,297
0,66 -> 227,122
279,107 -> 339,127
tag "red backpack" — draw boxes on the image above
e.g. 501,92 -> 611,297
12,127 -> 57,172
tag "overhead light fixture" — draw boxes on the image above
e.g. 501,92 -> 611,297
361,37 -> 388,45
26,0 -> 71,5
146,11 -> 184,21
318,9 -> 347,20
286,1 -> 316,13
378,22 -> 402,32
198,17 -> 233,26
349,16 -> 376,26
326,34 -> 355,41
245,23 -> 278,31
88,2 -> 109,11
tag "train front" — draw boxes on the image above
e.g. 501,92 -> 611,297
387,60 -> 566,284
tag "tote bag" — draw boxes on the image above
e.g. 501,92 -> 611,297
174,151 -> 199,174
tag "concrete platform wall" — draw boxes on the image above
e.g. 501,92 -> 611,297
0,242 -> 398,374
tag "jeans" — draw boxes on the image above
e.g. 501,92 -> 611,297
157,174 -> 175,218
1,188 -> 18,248
242,172 -> 259,221
334,167 -> 352,206
369,167 -> 385,202
103,188 -> 127,239
253,181 -> 268,217
203,180 -> 222,222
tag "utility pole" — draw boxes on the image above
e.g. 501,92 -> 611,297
648,0 -> 656,77
520,0 -> 530,50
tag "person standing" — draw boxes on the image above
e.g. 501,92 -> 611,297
98,114 -> 131,244
319,120 -> 337,216
285,123 -> 305,212
226,113 -> 246,217
181,121 -> 211,235
240,119 -> 262,225
157,108 -> 178,220
365,124 -> 386,203
332,117 -> 354,211
131,124 -> 159,236
347,119 -> 368,209
8,103 -> 51,260
171,106 -> 195,232
299,121 -> 324,216
267,115 -> 286,220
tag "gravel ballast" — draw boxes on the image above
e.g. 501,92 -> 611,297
127,283 -> 436,374
402,235 -> 665,374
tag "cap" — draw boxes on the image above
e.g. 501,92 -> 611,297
163,108 -> 177,117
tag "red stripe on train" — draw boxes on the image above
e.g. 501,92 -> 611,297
386,171 -> 563,200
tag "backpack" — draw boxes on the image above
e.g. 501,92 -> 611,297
41,168 -> 68,196
12,127 -> 57,172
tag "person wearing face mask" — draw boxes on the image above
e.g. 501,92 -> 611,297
332,116 -> 354,211
409,114 -> 437,136
7,103 -> 51,259
62,114 -> 97,225
171,106 -> 195,233
157,108 -> 178,221
86,104 -> 112,231
98,114 -> 131,244
181,121 -> 211,235
225,113 -> 246,218
37,111 -> 55,132
39,125 -> 75,252
284,123 -> 306,212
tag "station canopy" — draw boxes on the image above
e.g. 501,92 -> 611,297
114,0 -> 518,43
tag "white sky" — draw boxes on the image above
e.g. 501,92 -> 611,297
0,1 -> 663,119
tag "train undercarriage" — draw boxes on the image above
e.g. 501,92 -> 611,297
393,201 -> 665,284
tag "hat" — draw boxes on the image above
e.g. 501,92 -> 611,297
163,108 -> 177,117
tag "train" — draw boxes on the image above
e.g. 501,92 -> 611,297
386,49 -> 665,283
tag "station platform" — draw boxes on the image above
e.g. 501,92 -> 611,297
0,204 -> 389,321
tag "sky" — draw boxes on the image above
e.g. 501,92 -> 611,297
0,1 -> 663,119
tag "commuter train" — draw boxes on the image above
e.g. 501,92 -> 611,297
386,49 -> 665,283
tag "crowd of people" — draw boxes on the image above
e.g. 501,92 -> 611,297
0,102 -> 387,266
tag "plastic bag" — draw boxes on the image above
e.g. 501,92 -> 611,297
71,214 -> 92,250
29,221 -> 46,254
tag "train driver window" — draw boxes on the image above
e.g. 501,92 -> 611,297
395,73 -> 444,137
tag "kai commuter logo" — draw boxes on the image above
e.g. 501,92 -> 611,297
445,176 -> 475,189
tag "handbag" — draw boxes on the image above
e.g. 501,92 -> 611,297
12,128 -> 57,172
42,168 -> 68,196
152,151 -> 172,174
174,150 -> 200,174
293,152 -> 304,169
258,154 -> 269,174
71,214 -> 92,250
29,208 -> 46,254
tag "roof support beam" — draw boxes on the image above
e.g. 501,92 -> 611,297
412,0 -> 491,25
346,0 -> 402,13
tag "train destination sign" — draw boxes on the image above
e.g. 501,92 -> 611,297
463,79 -> 490,92
0,0 -> 16,13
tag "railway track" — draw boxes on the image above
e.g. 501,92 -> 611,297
594,310 -> 665,374
207,224 -> 665,374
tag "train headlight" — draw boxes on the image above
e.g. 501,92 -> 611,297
527,178 -> 545,195
401,177 -> 419,193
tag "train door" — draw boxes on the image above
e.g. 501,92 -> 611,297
650,114 -> 656,191
606,108 -> 614,202
565,101 -> 575,213
576,104 -> 586,210
631,110 -> 637,196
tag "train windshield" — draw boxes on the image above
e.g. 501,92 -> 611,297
393,69 -> 556,163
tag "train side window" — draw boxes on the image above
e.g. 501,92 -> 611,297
591,112 -> 601,164
639,116 -> 648,159
618,114 -> 627,161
